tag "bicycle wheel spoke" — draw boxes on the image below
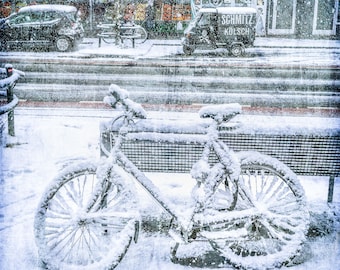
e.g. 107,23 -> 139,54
76,174 -> 92,206
209,153 -> 308,269
52,190 -> 75,212
63,177 -> 88,207
35,162 -> 139,269
47,226 -> 80,256
267,212 -> 304,232
47,200 -> 72,217
267,195 -> 300,212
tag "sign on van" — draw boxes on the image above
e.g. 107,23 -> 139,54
224,27 -> 251,36
220,14 -> 255,26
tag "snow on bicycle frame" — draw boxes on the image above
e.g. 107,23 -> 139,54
101,84 -> 243,174
34,84 -> 309,270
97,84 -> 308,268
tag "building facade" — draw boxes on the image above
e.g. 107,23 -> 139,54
1,0 -> 339,38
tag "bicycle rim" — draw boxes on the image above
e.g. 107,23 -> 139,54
205,152 -> 309,269
134,27 -> 148,44
34,161 -> 139,270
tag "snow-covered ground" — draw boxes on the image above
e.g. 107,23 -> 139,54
1,37 -> 339,66
0,107 -> 339,269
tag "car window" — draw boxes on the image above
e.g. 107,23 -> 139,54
9,12 -> 41,25
9,13 -> 30,25
29,12 -> 41,23
64,11 -> 77,22
42,11 -> 60,23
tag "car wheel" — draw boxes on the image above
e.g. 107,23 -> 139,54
55,36 -> 72,52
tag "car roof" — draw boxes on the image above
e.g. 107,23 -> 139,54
18,4 -> 77,14
199,7 -> 256,15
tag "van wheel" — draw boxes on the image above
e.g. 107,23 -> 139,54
230,43 -> 245,57
183,45 -> 194,55
55,36 -> 72,52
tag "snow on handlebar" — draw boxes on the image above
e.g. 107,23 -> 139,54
109,84 -> 130,100
104,84 -> 147,119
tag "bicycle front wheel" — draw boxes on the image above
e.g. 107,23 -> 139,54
208,151 -> 309,269
34,161 -> 139,270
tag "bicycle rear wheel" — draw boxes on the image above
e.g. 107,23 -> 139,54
101,32 -> 119,44
133,26 -> 148,44
206,151 -> 309,269
34,161 -> 139,270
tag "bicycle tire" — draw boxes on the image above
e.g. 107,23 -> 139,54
205,151 -> 309,269
101,32 -> 119,44
134,26 -> 148,44
34,161 -> 139,270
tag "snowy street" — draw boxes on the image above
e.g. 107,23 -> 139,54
1,0 -> 339,267
1,34 -> 339,270
1,37 -> 338,111
0,107 -> 339,269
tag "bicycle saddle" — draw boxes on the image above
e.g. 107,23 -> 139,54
199,103 -> 242,123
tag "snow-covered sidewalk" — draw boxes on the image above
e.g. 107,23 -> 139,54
0,107 -> 339,269
74,37 -> 340,58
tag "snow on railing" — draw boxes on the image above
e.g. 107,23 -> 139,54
0,64 -> 25,136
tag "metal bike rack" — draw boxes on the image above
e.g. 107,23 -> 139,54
0,64 -> 25,138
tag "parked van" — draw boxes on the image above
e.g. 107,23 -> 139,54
182,7 -> 256,56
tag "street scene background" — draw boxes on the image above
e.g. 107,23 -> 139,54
1,0 -> 340,269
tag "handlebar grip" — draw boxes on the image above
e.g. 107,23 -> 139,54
106,84 -> 147,119
109,84 -> 129,100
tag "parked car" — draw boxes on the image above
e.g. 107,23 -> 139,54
182,7 -> 256,56
0,4 -> 84,52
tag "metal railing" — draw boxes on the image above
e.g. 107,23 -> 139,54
101,117 -> 339,203
0,64 -> 25,137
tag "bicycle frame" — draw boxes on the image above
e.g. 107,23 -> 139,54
34,85 -> 309,270
102,105 -> 243,241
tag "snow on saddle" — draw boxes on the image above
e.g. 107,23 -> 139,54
199,103 -> 242,123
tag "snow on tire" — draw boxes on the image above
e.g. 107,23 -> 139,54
211,151 -> 309,269
34,161 -> 139,270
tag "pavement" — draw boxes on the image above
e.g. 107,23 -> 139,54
74,36 -> 340,59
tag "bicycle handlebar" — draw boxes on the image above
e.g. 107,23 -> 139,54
104,84 -> 147,119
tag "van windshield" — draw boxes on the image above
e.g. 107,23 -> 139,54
198,13 -> 211,26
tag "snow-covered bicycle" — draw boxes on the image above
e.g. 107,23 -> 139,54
97,22 -> 147,46
34,84 -> 309,270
